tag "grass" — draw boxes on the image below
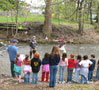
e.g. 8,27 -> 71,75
70,84 -> 97,90
0,13 -> 77,24
0,14 -> 44,23
0,13 -> 94,29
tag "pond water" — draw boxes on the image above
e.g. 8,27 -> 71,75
0,44 -> 99,76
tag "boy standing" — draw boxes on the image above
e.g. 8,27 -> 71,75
88,54 -> 96,81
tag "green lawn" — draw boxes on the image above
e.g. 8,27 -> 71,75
0,14 -> 77,24
0,14 -> 94,29
0,14 -> 44,23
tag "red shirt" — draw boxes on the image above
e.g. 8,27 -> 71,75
68,58 -> 76,68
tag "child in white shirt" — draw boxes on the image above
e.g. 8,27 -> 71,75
79,55 -> 92,84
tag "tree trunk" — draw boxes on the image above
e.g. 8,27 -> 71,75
15,0 -> 19,37
78,8 -> 83,34
78,0 -> 84,34
89,0 -> 93,24
6,0 -> 9,37
97,4 -> 99,24
43,0 -> 52,38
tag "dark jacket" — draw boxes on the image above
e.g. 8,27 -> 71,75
29,40 -> 37,49
89,59 -> 96,71
31,58 -> 41,73
49,54 -> 60,66
42,58 -> 49,65
98,60 -> 99,65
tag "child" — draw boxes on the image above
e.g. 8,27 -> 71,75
67,54 -> 76,83
79,55 -> 93,84
14,54 -> 23,83
49,46 -> 60,87
23,54 -> 32,83
59,53 -> 68,84
88,54 -> 96,81
31,52 -> 41,84
73,55 -> 82,83
41,53 -> 50,82
96,60 -> 99,80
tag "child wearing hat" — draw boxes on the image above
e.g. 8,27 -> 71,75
31,52 -> 41,84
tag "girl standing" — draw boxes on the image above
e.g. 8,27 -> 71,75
14,54 -> 23,83
73,55 -> 82,83
67,54 -> 76,83
79,55 -> 92,84
31,52 -> 41,84
49,46 -> 60,87
23,54 -> 32,83
41,53 -> 50,82
59,53 -> 68,83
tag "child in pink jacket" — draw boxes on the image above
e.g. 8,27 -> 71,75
41,53 -> 50,82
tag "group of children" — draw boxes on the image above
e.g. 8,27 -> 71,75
13,45 -> 99,87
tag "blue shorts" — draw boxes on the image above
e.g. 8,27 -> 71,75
15,72 -> 21,76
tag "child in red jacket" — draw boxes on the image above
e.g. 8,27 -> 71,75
67,54 -> 76,83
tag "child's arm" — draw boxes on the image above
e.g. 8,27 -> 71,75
22,60 -> 24,65
66,59 -> 68,67
39,59 -> 41,66
97,60 -> 99,66
79,61 -> 83,67
89,61 -> 93,68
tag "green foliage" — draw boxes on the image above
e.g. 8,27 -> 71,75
0,0 -> 25,10
52,0 -> 76,21
0,0 -> 15,10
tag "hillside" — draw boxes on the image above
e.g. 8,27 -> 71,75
0,21 -> 99,44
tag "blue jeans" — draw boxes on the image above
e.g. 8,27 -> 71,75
81,75 -> 88,84
10,61 -> 15,77
59,66 -> 66,82
88,71 -> 93,81
96,66 -> 99,80
49,65 -> 58,87
73,68 -> 80,82
24,72 -> 31,83
67,68 -> 73,82
32,72 -> 38,84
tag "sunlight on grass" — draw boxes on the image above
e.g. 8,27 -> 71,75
69,84 -> 97,90
0,14 -> 77,24
0,14 -> 94,29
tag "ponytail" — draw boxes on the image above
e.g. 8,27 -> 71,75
15,54 -> 20,64
62,53 -> 67,61
25,54 -> 29,61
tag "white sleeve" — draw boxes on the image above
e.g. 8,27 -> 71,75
79,61 -> 82,65
89,60 -> 93,65
65,58 -> 68,66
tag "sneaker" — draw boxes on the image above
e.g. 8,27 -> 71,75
62,81 -> 65,84
58,81 -> 62,84
18,79 -> 21,83
67,81 -> 71,84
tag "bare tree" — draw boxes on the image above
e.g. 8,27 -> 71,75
15,0 -> 19,37
77,0 -> 85,34
89,0 -> 93,24
97,2 -> 99,24
43,0 -> 52,38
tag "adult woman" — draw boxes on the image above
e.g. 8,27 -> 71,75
49,46 -> 60,87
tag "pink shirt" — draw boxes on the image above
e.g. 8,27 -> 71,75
14,58 -> 23,66
59,58 -> 68,66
